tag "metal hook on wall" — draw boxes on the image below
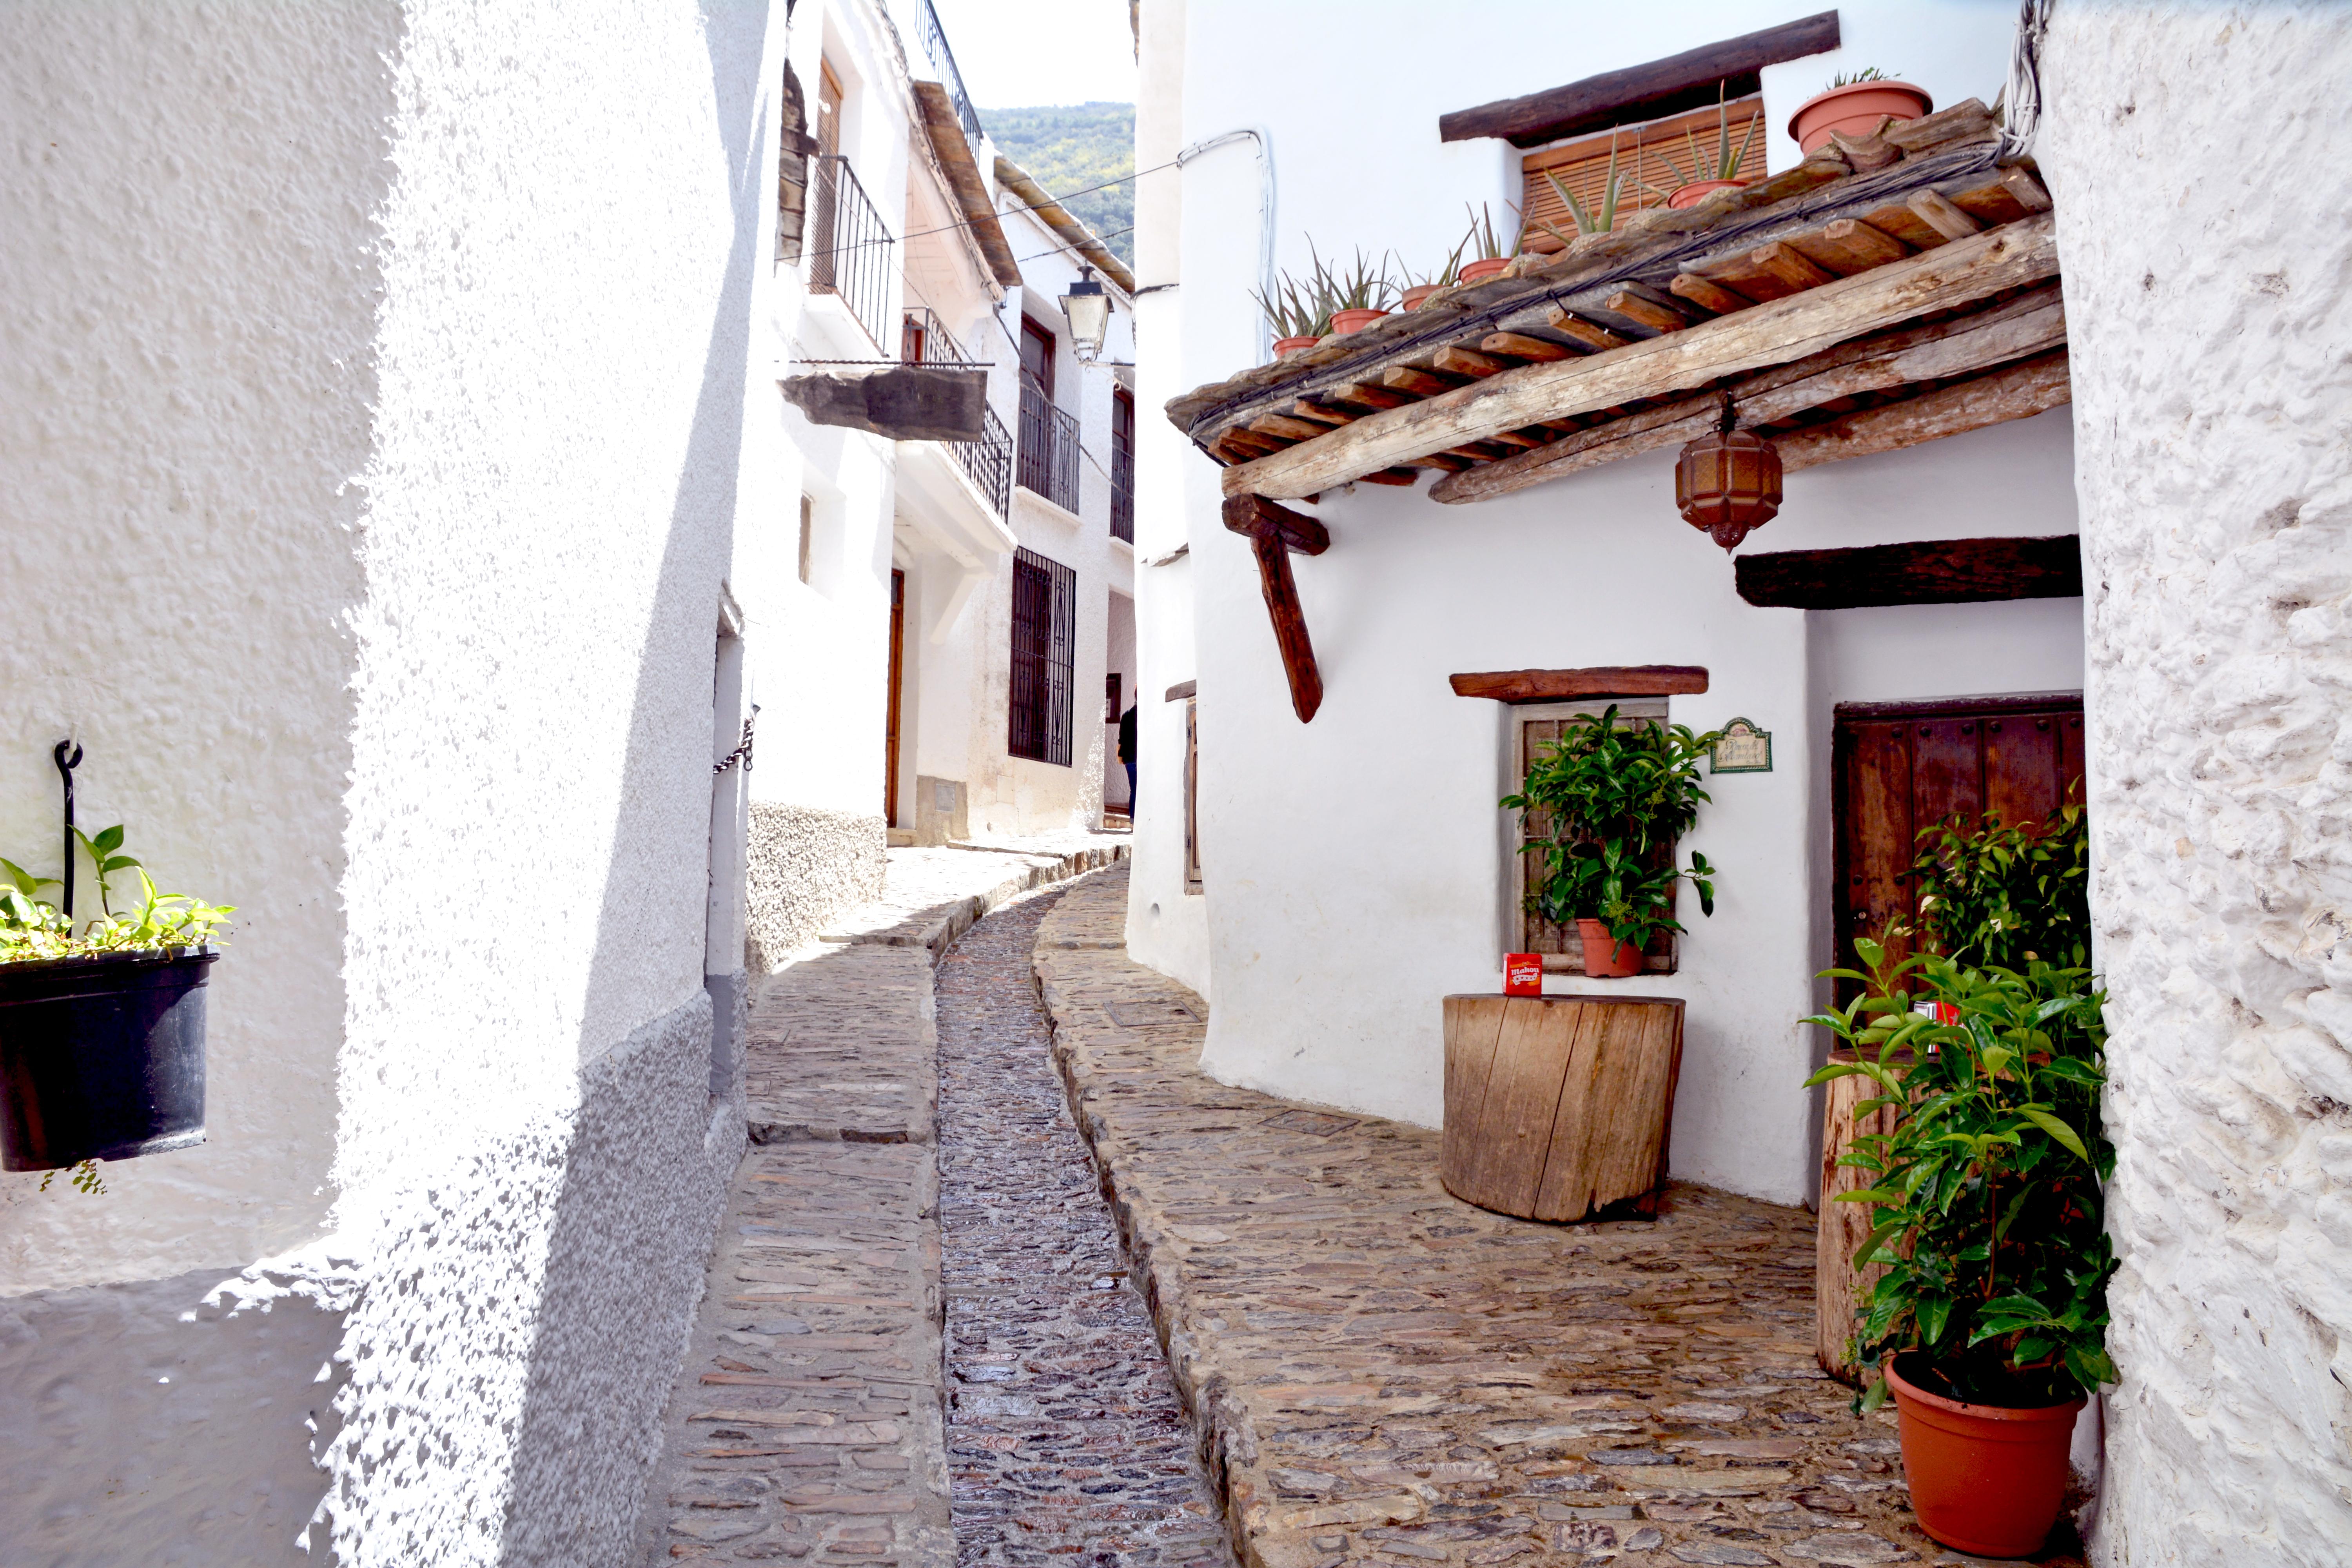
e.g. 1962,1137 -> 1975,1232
52,740 -> 81,919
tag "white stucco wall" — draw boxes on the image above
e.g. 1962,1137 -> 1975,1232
2039,6 -> 2352,1564
2,2 -> 773,1561
1133,0 -> 2074,1205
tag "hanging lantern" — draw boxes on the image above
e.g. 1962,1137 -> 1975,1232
1675,397 -> 1782,550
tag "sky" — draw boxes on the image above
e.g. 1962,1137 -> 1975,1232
926,0 -> 1136,108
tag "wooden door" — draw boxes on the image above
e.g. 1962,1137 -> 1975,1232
885,568 -> 904,824
1832,694 -> 2084,984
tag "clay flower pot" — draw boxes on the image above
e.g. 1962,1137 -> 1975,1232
1399,283 -> 1443,310
1272,335 -> 1319,357
1457,256 -> 1512,285
1574,919 -> 1643,978
1329,307 -> 1390,335
1788,80 -> 1933,154
1667,177 -> 1752,209
1885,1356 -> 2085,1558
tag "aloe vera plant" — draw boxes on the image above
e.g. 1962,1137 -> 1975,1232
1538,131 -> 1633,239
1308,240 -> 1392,312
1249,270 -> 1329,340
1637,82 -> 1762,197
1463,200 -> 1529,261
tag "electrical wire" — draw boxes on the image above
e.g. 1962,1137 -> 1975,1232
796,158 -> 1173,264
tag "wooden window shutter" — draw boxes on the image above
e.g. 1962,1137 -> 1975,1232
1520,96 -> 1764,252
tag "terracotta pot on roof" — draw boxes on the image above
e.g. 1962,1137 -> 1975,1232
1399,283 -> 1444,310
1329,307 -> 1390,335
1788,80 -> 1933,153
1667,177 -> 1754,209
1457,257 -> 1512,285
1272,335 -> 1319,357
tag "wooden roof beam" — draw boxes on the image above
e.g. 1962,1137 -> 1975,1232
1218,214 -> 2058,501
1450,667 -> 1711,703
1430,282 -> 2066,504
1775,350 -> 2071,471
1223,495 -> 1329,722
1439,11 -> 1842,149
1736,535 -> 2082,609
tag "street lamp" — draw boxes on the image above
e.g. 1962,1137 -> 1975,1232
1059,265 -> 1111,361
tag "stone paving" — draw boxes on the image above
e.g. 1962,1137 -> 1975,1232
1030,867 -> 2089,1568
638,837 -> 1126,1567
933,889 -> 1234,1567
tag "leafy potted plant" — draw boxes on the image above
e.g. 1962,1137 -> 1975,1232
1249,269 -> 1330,357
1311,243 -> 1395,334
1,819 -> 232,1190
1457,202 -> 1527,284
1640,83 -> 1763,208
1503,706 -> 1721,977
1788,68 -> 1933,154
1394,238 -> 1466,310
1534,129 -> 1635,246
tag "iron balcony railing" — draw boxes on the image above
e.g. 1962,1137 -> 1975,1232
808,154 -> 896,350
1110,443 -> 1134,542
917,0 -> 984,143
902,311 -> 1011,516
1017,372 -> 1082,515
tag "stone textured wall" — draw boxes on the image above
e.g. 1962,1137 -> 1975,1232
746,802 -> 888,968
2039,6 -> 2352,1563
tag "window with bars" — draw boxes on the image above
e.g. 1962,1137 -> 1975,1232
1512,698 -> 1678,973
1009,547 -> 1076,766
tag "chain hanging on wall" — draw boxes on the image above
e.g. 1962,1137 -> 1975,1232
713,705 -> 761,777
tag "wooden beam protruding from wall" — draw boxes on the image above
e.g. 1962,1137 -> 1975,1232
1222,495 -> 1328,723
1735,535 -> 2083,610
1219,215 -> 2060,502
1439,11 -> 1842,148
1449,666 -> 1712,704
1774,349 -> 2071,471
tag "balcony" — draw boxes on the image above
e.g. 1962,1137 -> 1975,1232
808,154 -> 896,350
902,310 -> 1011,517
917,0 -> 983,145
1017,372 -> 1081,516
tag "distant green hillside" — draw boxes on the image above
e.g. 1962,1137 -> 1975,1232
986,102 -> 1135,269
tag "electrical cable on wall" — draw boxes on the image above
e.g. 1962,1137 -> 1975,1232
1999,0 -> 2054,160
1173,127 -> 1276,365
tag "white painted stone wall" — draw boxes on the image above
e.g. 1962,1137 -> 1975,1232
1,1 -> 777,1561
1129,0 -> 2076,1205
2038,5 -> 2352,1563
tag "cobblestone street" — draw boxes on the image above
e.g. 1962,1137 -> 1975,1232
936,890 -> 1234,1567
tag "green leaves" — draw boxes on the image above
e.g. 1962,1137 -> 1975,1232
1507,706 -> 1726,958
0,827 -> 231,964
1804,931 -> 2115,1405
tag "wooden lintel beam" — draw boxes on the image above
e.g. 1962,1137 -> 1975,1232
1429,285 -> 2068,505
1735,535 -> 2083,610
1775,350 -> 2072,472
1449,666 -> 1712,703
1439,11 -> 1840,148
1220,215 -> 2060,501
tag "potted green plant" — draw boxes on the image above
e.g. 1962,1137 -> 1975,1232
1310,242 -> 1395,334
1640,82 -> 1763,208
1394,238 -> 1466,310
1788,68 -> 1933,154
1503,706 -> 1721,977
1457,201 -> 1528,284
1533,129 -> 1636,249
1249,268 -> 1330,357
1,820 -> 232,1190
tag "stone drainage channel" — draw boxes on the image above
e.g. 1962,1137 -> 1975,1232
934,887 -> 1234,1567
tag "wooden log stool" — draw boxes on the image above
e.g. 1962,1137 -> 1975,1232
1816,1045 -> 1906,1383
1441,993 -> 1685,1222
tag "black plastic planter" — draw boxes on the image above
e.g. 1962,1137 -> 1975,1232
0,949 -> 213,1171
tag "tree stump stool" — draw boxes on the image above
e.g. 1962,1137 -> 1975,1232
1816,1046 -> 1905,1384
1441,993 -> 1685,1222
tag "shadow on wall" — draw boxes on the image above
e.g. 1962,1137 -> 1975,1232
495,3 -> 774,1561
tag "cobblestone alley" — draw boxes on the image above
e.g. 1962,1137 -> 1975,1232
935,891 -> 1233,1566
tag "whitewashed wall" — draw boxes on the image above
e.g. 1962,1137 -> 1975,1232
1134,0 -> 2079,1205
2040,5 -> 2352,1564
0,1 -> 775,1562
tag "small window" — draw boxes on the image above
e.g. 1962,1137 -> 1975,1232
1008,547 -> 1075,766
798,495 -> 813,584
1520,94 -> 1765,248
1184,698 -> 1201,895
1104,673 -> 1122,725
1512,698 -> 1677,973
1019,314 -> 1056,401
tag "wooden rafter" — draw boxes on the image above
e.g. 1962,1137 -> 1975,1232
1218,215 -> 2059,500
1221,495 -> 1329,723
1774,350 -> 2071,471
1735,536 -> 2083,609
1450,667 -> 1711,704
